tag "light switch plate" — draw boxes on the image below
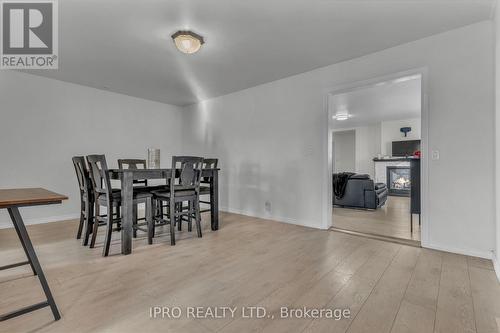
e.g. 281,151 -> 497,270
431,150 -> 440,160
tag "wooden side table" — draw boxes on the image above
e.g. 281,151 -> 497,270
0,188 -> 68,322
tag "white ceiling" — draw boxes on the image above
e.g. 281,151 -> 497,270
24,0 -> 494,106
330,75 -> 421,129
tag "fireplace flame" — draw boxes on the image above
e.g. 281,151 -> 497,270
395,177 -> 410,185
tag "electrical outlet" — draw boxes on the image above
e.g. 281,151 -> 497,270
431,150 -> 440,160
265,201 -> 272,213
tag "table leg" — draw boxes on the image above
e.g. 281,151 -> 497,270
210,170 -> 219,231
8,209 -> 36,275
121,171 -> 134,255
0,207 -> 60,321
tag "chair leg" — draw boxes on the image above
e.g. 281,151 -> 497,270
177,203 -> 182,231
89,204 -> 100,248
133,204 -> 138,238
82,198 -> 92,246
188,201 -> 193,232
116,206 -> 121,230
195,197 -> 202,238
151,199 -> 157,239
76,199 -> 85,239
169,200 -> 176,246
102,205 -> 114,257
146,198 -> 153,245
159,199 -> 164,219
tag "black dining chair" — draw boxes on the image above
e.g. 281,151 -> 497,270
199,158 -> 218,214
87,155 -> 154,256
72,156 -> 95,246
117,158 -> 168,238
117,159 -> 148,188
152,156 -> 204,246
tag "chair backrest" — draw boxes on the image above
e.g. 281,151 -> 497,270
86,155 -> 112,197
202,158 -> 218,183
72,156 -> 90,193
171,156 -> 204,192
118,159 -> 147,186
118,159 -> 146,170
202,158 -> 218,169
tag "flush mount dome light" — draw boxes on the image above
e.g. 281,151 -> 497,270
171,30 -> 204,54
332,109 -> 352,121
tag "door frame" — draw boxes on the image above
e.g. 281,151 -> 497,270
322,67 -> 430,245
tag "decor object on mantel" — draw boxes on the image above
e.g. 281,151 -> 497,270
147,148 -> 160,169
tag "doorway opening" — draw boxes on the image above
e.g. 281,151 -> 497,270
326,70 -> 428,245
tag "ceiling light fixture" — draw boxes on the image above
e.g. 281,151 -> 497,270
332,109 -> 352,121
171,30 -> 204,54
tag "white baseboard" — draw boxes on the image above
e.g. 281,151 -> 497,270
0,213 -> 80,229
220,206 -> 324,230
493,254 -> 500,283
422,241 -> 493,260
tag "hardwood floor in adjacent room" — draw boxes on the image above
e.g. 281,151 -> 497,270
333,196 -> 420,242
1,212 -> 498,333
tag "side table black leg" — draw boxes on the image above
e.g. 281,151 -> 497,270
7,207 -> 61,321
8,209 -> 36,276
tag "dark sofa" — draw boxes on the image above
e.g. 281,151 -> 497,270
333,174 -> 388,209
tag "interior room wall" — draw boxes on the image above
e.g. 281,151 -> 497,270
354,123 -> 381,178
0,71 -> 183,228
181,21 -> 495,258
332,130 -> 356,173
494,2 -> 500,277
380,118 -> 421,156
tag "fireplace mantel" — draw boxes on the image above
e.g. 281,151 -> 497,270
373,157 -> 419,162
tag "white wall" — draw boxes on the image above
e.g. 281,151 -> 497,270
380,118 -> 421,156
0,71 -> 183,228
332,130 -> 355,173
494,3 -> 500,278
181,22 -> 495,258
354,123 -> 381,178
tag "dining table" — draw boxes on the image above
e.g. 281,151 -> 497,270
109,168 -> 219,255
0,188 -> 67,321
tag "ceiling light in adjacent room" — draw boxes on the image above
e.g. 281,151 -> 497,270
171,30 -> 204,54
332,109 -> 352,121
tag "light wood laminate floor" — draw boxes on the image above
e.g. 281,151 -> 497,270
1,212 -> 499,333
333,196 -> 421,241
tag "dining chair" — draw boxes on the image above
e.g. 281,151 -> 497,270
71,156 -> 94,246
87,155 -> 154,256
117,158 -> 167,238
199,158 -> 218,213
117,159 -> 148,187
152,156 -> 204,246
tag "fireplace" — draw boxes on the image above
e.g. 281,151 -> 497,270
386,166 -> 411,197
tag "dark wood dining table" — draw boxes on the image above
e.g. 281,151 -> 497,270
0,188 -> 67,322
109,168 -> 219,255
